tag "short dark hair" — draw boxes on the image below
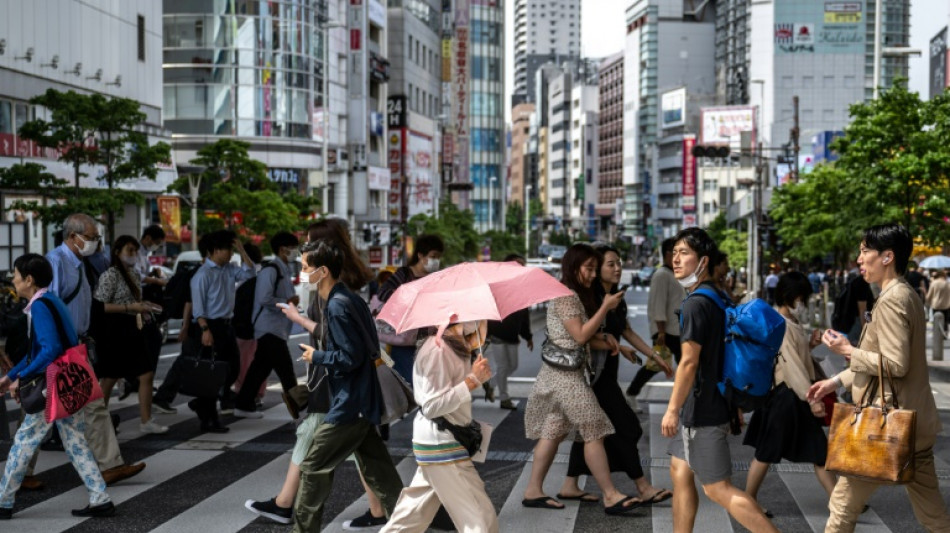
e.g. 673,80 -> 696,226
269,231 -> 299,253
503,253 -> 525,262
862,223 -> 912,275
301,239 -> 344,278
774,271 -> 813,307
712,250 -> 729,268
243,243 -> 263,264
14,253 -> 53,288
673,227 -> 719,262
661,238 -> 676,256
142,224 -> 166,242
409,234 -> 445,266
206,230 -> 236,253
197,233 -> 212,258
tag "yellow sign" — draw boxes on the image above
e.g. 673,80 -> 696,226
825,12 -> 861,23
157,196 -> 182,244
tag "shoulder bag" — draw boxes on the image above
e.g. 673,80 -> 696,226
825,352 -> 916,484
540,329 -> 589,371
432,416 -> 484,457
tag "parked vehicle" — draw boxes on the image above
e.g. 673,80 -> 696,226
637,266 -> 657,286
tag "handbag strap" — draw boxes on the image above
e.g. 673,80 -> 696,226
33,297 -> 77,351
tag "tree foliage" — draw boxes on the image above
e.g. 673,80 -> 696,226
705,212 -> 749,269
770,80 -> 950,263
4,90 -> 171,238
407,203 -> 480,264
167,139 -> 318,240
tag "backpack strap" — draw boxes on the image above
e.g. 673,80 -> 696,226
251,262 -> 283,326
689,287 -> 729,311
33,297 -> 77,351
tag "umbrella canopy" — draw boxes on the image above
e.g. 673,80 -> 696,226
919,255 -> 950,270
377,261 -> 573,334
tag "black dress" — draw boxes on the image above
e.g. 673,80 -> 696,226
567,292 -> 645,479
742,382 -> 828,465
90,267 -> 149,379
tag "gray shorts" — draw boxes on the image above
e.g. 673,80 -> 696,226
668,424 -> 732,485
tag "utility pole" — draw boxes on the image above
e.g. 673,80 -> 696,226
791,95 -> 800,183
873,0 -> 883,99
525,185 -> 532,256
188,173 -> 201,252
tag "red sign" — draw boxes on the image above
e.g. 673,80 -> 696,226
350,29 -> 361,50
682,135 -> 697,213
368,246 -> 383,267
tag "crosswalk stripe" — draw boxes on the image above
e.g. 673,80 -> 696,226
496,442 -> 581,532
149,453 -> 291,533
322,398 -> 520,532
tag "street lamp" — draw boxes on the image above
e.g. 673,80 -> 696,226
319,19 -> 344,214
524,184 -> 532,256
488,176 -> 497,231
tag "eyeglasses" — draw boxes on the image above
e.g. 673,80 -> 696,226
78,233 -> 102,243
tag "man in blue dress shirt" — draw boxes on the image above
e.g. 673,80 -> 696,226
46,213 -> 146,485
188,230 -> 256,432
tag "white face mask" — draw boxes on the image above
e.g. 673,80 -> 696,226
147,243 -> 161,253
678,257 -> 707,289
792,300 -> 809,323
121,255 -> 138,267
424,257 -> 440,273
76,236 -> 98,257
306,269 -> 324,291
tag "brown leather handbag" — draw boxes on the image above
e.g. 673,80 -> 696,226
825,353 -> 916,484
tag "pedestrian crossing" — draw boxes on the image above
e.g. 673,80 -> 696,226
1,383 -> 948,532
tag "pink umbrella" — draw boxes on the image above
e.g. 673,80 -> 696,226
377,261 -> 572,334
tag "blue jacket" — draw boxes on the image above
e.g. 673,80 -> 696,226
7,293 -> 78,382
311,282 -> 383,425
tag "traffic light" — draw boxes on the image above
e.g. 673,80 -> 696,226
691,145 -> 731,158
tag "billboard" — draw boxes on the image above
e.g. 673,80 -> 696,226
406,131 -> 435,217
682,135 -> 697,214
661,88 -> 686,129
157,196 -> 182,244
774,1 -> 864,55
931,28 -> 948,99
701,107 -> 756,145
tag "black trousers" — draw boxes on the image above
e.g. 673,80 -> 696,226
627,333 -> 682,397
235,333 -> 298,411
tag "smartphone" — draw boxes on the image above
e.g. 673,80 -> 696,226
618,284 -> 630,293
276,302 -> 290,309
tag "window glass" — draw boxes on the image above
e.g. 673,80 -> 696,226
0,101 -> 11,134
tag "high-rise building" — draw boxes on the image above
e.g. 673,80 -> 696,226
623,0 -> 716,246
387,0 -> 443,261
512,0 -> 581,106
597,52 -> 623,240
2,0 -> 176,252
545,70 -> 572,223
570,82 -> 599,240
509,102 -> 536,208
444,0 -> 505,232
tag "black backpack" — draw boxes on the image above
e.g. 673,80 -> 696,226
164,262 -> 201,320
232,263 -> 281,340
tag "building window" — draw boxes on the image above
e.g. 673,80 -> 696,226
137,15 -> 146,61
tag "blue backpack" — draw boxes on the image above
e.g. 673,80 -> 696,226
685,288 -> 786,411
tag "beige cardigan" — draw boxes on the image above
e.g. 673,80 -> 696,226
774,311 -> 816,401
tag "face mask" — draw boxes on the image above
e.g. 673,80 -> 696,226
77,236 -> 98,257
121,255 -> 138,267
461,320 -> 479,336
147,244 -> 160,253
286,249 -> 299,262
424,257 -> 440,273
678,257 -> 707,288
792,300 -> 809,323
306,269 -> 324,291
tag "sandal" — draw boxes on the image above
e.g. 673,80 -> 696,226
604,495 -> 643,515
555,492 -> 600,503
522,497 -> 564,510
642,488 -> 672,505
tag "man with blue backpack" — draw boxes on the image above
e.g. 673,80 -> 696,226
660,228 -> 778,533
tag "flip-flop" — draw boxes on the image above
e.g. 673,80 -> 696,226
522,497 -> 564,510
555,492 -> 600,503
604,495 -> 644,515
642,488 -> 672,505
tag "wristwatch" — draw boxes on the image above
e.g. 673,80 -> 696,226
200,324 -> 209,332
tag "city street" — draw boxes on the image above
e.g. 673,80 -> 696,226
3,287 -> 950,532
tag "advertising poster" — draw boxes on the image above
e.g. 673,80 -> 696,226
775,1 -> 864,55
406,132 -> 435,217
681,135 -> 697,214
931,28 -> 948,99
158,196 -> 182,244
701,107 -> 756,145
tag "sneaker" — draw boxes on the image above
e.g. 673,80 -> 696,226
234,408 -> 263,419
342,509 -> 387,530
244,498 -> 292,525
255,398 -> 265,411
140,419 -> 169,434
71,501 -> 116,517
499,399 -> 516,410
482,382 -> 495,402
153,401 -> 177,414
219,400 -> 235,416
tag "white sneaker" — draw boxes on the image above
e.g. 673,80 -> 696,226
140,419 -> 169,434
234,408 -> 263,419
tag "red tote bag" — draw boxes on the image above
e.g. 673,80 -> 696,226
35,298 -> 103,423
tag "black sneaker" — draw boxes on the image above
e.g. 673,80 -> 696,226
244,498 -> 292,525
71,501 -> 116,517
342,509 -> 387,530
0,507 -> 11,520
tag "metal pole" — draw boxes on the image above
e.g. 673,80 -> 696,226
189,174 -> 200,252
873,0 -> 883,99
791,96 -> 800,183
525,185 -> 532,256
322,24 -> 331,215
934,313 -> 945,362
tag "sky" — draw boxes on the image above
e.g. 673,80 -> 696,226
503,0 -> 949,123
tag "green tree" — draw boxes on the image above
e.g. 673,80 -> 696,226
16,89 -> 171,238
504,199 -> 544,236
705,212 -> 748,268
407,203 -> 480,264
771,80 -> 950,261
168,139 -> 318,240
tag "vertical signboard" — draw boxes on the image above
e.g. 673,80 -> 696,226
931,28 -> 948,99
406,132 -> 435,216
157,196 -> 182,244
681,135 -> 697,214
453,0 -> 470,186
388,130 -> 404,222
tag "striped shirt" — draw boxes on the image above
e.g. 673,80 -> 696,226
412,442 -> 469,465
